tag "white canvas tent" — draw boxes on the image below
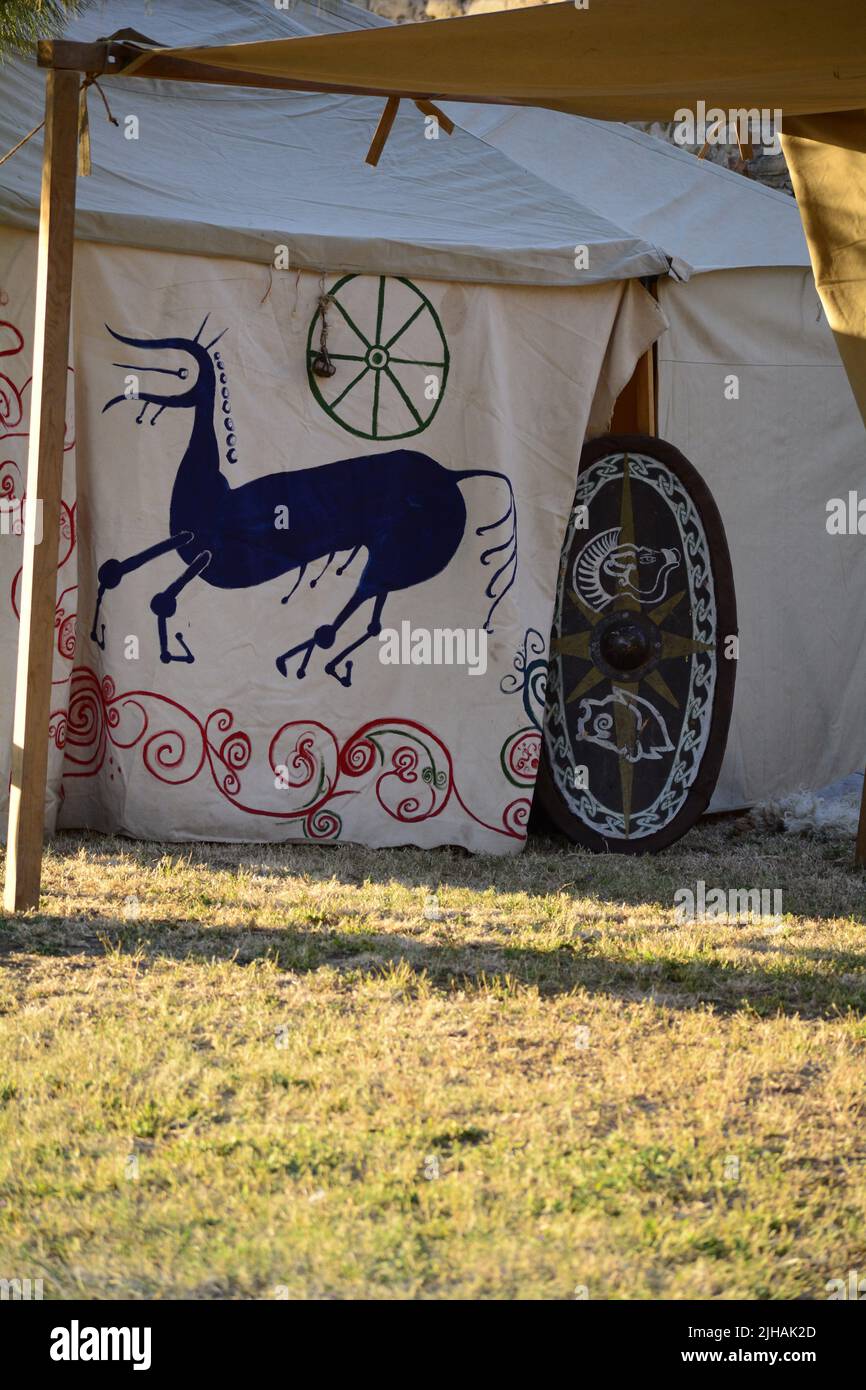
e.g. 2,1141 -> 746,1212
0,1 -> 671,287
0,0 -> 669,857
3,0 -> 857,890
451,104 -> 866,811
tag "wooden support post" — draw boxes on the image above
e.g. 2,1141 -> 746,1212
611,345 -> 657,436
365,96 -> 400,167
634,345 -> 657,435
855,771 -> 866,869
4,71 -> 79,913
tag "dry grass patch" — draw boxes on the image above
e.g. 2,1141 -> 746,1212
1,821 -> 865,1298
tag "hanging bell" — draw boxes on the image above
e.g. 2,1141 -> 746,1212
311,347 -> 337,378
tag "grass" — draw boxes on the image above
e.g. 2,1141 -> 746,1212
1,818 -> 865,1300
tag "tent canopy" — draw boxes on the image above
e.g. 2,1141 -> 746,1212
97,0 -> 865,118
0,0 -> 672,286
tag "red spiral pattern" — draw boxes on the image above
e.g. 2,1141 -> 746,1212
2,313 -> 537,847
503,729 -> 540,785
59,668 -> 530,842
502,797 -> 531,835
339,733 -> 378,778
305,807 -> 342,840
0,463 -> 19,496
0,321 -> 25,439
49,711 -> 67,750
61,668 -> 107,774
3,317 -> 78,678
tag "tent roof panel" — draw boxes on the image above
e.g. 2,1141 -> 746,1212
447,105 -> 810,275
0,0 -> 671,287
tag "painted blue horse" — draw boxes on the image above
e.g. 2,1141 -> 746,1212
91,318 -> 517,686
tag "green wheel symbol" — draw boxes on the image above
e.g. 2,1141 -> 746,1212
307,274 -> 450,441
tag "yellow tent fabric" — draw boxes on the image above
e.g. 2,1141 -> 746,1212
116,0 -> 866,422
781,114 -> 866,426
121,1 -> 865,118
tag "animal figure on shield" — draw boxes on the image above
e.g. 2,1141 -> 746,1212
91,317 -> 517,687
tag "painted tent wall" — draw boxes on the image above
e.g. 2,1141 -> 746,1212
0,226 -> 663,850
0,0 -> 672,855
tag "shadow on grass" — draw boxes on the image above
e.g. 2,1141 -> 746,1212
3,907 -> 866,1022
0,822 -> 862,1020
25,821 -> 866,922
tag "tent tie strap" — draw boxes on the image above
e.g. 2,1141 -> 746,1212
77,75 -> 120,177
0,75 -> 118,175
365,96 -> 455,167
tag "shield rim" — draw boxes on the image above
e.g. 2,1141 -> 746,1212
536,433 -> 738,854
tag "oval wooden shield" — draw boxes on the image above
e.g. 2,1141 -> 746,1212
537,435 -> 737,853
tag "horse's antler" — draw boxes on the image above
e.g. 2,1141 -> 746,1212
102,322 -> 223,415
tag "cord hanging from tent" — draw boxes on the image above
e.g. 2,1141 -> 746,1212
311,281 -> 337,379
0,118 -> 45,169
77,75 -> 119,176
0,74 -> 118,175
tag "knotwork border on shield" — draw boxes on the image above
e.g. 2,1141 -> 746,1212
546,451 -> 718,839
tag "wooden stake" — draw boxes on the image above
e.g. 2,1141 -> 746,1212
365,96 -> 400,167
855,770 -> 866,869
413,100 -> 455,136
4,71 -> 79,913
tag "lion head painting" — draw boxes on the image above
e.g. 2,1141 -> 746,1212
573,528 -> 680,612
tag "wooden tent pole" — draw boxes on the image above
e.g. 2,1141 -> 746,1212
610,279 -> 659,436
610,346 -> 657,436
3,70 -> 79,913
855,776 -> 866,868
635,346 -> 657,435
